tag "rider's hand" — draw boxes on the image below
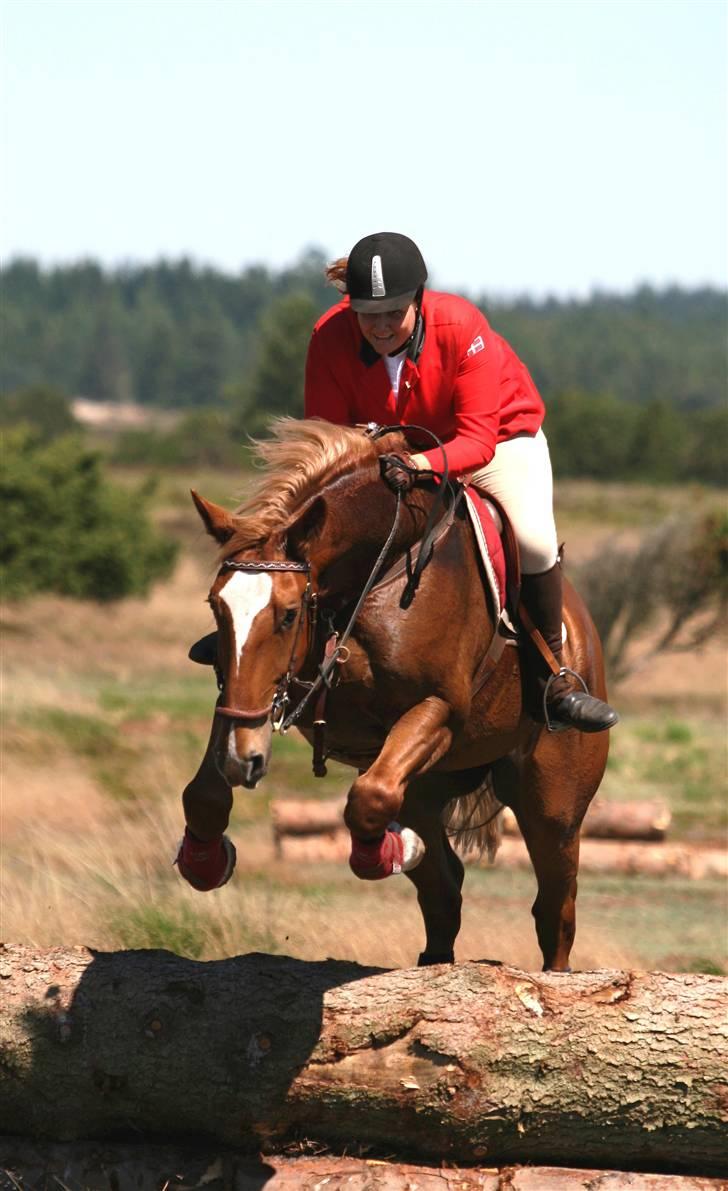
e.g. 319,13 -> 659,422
379,452 -> 418,494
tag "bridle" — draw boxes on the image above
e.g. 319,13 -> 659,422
214,559 -> 314,727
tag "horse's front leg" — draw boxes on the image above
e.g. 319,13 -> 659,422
345,695 -> 454,880
176,717 -> 237,892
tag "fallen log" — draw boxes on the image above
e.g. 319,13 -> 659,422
274,830 -> 728,879
271,796 -> 673,842
1,945 -> 726,1175
1,1139 -> 726,1191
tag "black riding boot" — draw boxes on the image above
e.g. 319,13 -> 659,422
520,563 -> 619,733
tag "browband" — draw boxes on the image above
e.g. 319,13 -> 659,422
220,560 -> 310,573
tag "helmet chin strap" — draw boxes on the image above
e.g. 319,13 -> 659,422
405,307 -> 425,364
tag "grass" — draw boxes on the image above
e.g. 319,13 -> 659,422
108,902 -> 224,958
554,478 -> 726,531
5,802 -> 725,974
98,674 -> 214,720
599,714 -> 727,840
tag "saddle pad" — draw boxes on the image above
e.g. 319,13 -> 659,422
464,488 -> 506,613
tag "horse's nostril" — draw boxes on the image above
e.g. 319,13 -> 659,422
245,753 -> 267,787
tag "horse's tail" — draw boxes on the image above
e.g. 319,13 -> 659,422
444,771 -> 503,863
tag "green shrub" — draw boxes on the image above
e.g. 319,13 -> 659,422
0,385 -> 77,441
1,427 -> 178,600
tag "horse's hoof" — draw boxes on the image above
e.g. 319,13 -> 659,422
175,829 -> 236,891
349,825 -> 425,880
418,951 -> 455,967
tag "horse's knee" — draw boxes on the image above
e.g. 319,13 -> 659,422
345,772 -> 401,838
182,768 -> 232,839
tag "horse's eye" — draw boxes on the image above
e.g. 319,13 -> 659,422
280,608 -> 298,630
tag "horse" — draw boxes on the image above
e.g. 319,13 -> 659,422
180,417 -> 611,972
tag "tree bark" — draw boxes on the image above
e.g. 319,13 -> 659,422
1,945 -> 726,1174
274,830 -> 727,879
271,797 -> 673,842
1,1140 -> 725,1191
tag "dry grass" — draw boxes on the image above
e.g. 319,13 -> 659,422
3,790 -> 634,972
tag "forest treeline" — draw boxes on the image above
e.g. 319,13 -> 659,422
3,252 -> 726,408
1,252 -> 726,485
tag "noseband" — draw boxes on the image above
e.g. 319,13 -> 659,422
214,559 -> 313,727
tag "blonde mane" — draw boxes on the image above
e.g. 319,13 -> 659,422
224,418 -> 387,556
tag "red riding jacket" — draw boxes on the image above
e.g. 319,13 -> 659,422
304,290 -> 545,474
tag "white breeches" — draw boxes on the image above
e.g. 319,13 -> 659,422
467,429 -> 559,575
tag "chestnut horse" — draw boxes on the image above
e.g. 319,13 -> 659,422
181,418 -> 610,971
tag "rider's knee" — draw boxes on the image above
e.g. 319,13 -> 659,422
519,532 -> 559,575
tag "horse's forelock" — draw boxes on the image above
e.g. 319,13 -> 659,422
222,418 -> 400,560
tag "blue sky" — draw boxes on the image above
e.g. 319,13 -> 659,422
2,0 -> 726,297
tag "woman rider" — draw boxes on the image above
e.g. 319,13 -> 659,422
304,231 -> 618,734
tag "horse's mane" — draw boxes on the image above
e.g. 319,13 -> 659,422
224,418 -> 394,557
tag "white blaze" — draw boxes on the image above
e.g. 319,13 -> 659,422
219,571 -> 273,663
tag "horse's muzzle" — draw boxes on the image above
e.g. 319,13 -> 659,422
215,715 -> 272,789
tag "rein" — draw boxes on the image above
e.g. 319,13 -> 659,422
366,422 -> 452,609
275,487 -> 405,736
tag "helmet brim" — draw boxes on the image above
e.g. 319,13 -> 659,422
349,290 -> 417,314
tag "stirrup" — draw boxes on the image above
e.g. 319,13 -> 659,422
543,667 -> 588,734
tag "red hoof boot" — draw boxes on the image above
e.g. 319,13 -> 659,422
349,829 -> 405,880
175,828 -> 236,891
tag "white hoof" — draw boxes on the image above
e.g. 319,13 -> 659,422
387,822 -> 425,872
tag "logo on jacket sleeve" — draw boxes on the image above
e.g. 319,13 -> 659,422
467,335 -> 485,357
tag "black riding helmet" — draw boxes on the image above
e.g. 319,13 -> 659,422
347,232 -> 428,313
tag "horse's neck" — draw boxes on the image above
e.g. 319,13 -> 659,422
310,472 -> 433,598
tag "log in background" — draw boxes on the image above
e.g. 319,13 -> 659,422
269,798 -> 728,879
2,944 -> 726,1178
271,797 -> 675,841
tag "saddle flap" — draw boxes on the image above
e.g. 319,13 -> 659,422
463,487 -> 521,618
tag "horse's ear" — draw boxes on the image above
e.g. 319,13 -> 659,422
287,497 -> 326,561
191,490 -> 237,544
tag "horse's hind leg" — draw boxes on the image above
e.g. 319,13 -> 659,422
400,771 -> 487,966
344,696 -> 454,879
402,776 -> 464,962
492,732 -> 607,971
177,720 -> 236,892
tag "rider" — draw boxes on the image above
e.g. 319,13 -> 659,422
304,231 -> 618,734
